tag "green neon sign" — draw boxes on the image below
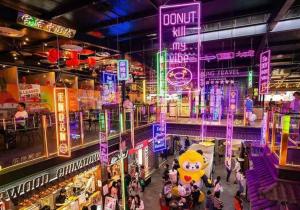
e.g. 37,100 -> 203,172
248,69 -> 253,88
99,112 -> 105,132
282,115 -> 290,134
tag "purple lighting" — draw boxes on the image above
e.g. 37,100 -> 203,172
159,2 -> 201,91
259,50 -> 271,95
216,52 -> 235,60
200,50 -> 255,62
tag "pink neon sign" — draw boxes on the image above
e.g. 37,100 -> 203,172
199,50 -> 255,62
225,87 -> 236,167
259,50 -> 271,95
159,2 -> 201,91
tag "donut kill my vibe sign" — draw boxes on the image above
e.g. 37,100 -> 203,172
159,2 -> 201,92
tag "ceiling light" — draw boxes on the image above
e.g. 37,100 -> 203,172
12,53 -> 17,57
38,62 -> 41,65
25,37 -> 29,41
23,41 -> 27,45
44,43 -> 48,46
14,57 -> 17,60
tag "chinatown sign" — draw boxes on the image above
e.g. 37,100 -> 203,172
17,12 -> 76,38
1,152 -> 100,199
54,88 -> 71,157
160,2 -> 201,91
259,50 -> 271,94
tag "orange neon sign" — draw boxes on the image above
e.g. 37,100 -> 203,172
54,88 -> 71,157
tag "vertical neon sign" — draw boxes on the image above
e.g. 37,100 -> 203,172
248,69 -> 253,88
159,2 -> 201,92
117,59 -> 129,81
54,88 -> 71,157
225,87 -> 236,167
259,50 -> 271,94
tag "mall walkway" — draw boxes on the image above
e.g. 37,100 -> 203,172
141,156 -> 250,210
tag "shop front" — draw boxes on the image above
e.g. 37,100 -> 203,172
0,152 -> 102,210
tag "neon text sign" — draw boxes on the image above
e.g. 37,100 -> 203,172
17,12 -> 76,38
259,50 -> 271,94
160,2 -> 201,91
54,88 -> 71,157
117,59 -> 129,81
199,50 -> 255,62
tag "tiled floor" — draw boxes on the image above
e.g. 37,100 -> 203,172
141,156 -> 250,210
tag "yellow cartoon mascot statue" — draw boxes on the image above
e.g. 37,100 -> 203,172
178,150 -> 212,187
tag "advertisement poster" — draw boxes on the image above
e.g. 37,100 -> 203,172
101,73 -> 117,104
104,196 -> 117,210
19,84 -> 41,111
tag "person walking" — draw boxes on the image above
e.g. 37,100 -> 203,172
236,170 -> 245,194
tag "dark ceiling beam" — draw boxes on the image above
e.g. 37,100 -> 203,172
41,0 -> 105,20
256,0 -> 295,56
148,0 -> 159,9
0,0 -> 44,16
79,8 -> 157,32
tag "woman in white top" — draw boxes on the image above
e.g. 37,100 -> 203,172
132,195 -> 144,210
213,176 -> 223,194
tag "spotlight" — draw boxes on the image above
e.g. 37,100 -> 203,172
14,57 -> 17,60
25,37 -> 29,41
23,41 -> 27,45
44,43 -> 48,46
38,62 -> 41,65
12,53 -> 17,57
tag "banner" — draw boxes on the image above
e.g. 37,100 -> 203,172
117,60 -> 129,81
153,123 -> 166,152
259,50 -> 271,94
160,2 -> 201,92
54,88 -> 71,157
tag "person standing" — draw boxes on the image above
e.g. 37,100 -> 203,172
233,158 -> 241,184
290,91 -> 300,113
213,191 -> 224,210
234,191 -> 243,210
213,176 -> 223,194
139,165 -> 146,192
205,190 -> 214,210
225,158 -> 232,183
236,170 -> 245,194
244,95 -> 253,126
184,136 -> 190,150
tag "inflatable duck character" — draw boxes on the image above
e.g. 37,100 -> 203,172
178,150 -> 212,187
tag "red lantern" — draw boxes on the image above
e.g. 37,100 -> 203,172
47,48 -> 60,63
87,57 -> 96,67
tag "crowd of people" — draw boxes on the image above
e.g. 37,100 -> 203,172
158,139 -> 250,210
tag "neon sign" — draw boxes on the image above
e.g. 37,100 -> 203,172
199,50 -> 255,62
157,51 -> 168,98
100,132 -> 108,165
117,59 -> 129,81
248,69 -> 253,88
17,12 -> 76,38
259,50 -> 271,94
225,87 -> 236,167
153,123 -> 167,152
167,67 -> 193,87
160,2 -> 201,91
54,88 -> 71,157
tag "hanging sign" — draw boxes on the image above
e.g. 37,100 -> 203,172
101,73 -> 117,104
99,112 -> 106,132
117,60 -> 129,81
225,112 -> 234,167
153,123 -> 167,152
229,89 -> 237,113
160,2 -> 201,92
248,69 -> 253,88
99,132 -> 108,165
157,51 -> 168,97
54,88 -> 71,157
17,12 -> 76,38
282,115 -> 291,134
259,50 -> 271,94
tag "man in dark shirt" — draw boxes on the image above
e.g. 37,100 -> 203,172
55,188 -> 67,208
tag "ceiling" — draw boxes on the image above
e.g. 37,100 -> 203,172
0,0 -> 299,88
